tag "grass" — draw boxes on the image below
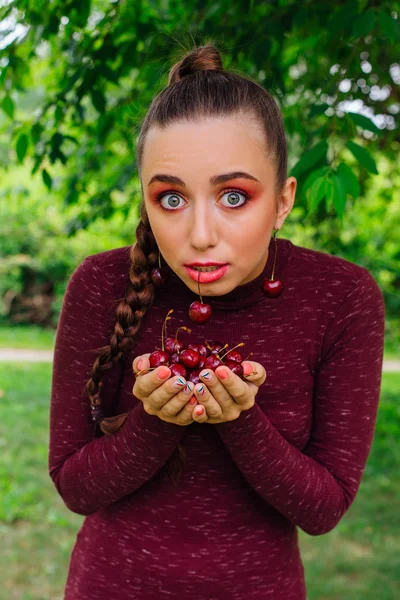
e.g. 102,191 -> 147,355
0,323 -> 399,361
0,363 -> 399,598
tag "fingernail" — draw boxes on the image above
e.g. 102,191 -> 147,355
173,377 -> 186,388
195,406 -> 204,416
196,385 -> 206,396
184,382 -> 193,394
216,367 -> 229,379
137,359 -> 143,370
201,371 -> 213,381
189,396 -> 197,405
243,362 -> 253,376
157,366 -> 170,380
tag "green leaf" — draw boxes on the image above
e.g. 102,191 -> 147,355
290,140 -> 329,178
91,88 -> 106,113
16,133 -> 28,163
331,172 -> 347,221
309,103 -> 330,118
325,177 -> 335,210
1,95 -> 14,119
337,163 -> 360,198
346,140 -> 378,174
302,166 -> 329,194
31,122 -> 43,145
352,7 -> 375,37
347,112 -> 381,134
378,12 -> 400,43
307,175 -> 328,214
42,169 -> 53,190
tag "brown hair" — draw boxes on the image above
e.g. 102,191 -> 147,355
84,41 -> 288,488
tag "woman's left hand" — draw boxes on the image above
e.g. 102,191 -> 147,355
191,361 -> 266,424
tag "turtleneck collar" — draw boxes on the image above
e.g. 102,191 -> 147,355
161,237 -> 293,311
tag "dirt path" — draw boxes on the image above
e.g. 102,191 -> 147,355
0,348 -> 399,371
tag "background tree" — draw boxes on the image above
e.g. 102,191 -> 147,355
0,0 -> 399,324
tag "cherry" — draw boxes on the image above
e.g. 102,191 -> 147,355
170,363 -> 187,378
204,354 -> 223,369
188,343 -> 208,357
189,271 -> 212,323
206,341 -> 227,355
149,350 -> 170,368
170,352 -> 181,364
225,360 -> 244,377
151,267 -> 169,288
188,368 -> 202,384
189,300 -> 212,323
198,357 -> 206,369
224,349 -> 244,363
179,348 -> 201,369
165,336 -> 185,354
261,279 -> 284,298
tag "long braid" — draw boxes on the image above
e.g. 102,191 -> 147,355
84,200 -> 187,487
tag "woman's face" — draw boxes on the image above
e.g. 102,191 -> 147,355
141,115 -> 296,296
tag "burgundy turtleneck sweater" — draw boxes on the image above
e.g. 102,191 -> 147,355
48,236 -> 385,599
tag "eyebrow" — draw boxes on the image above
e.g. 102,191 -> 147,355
147,171 -> 261,187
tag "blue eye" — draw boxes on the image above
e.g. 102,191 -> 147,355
155,189 -> 251,211
157,192 -> 184,210
220,189 -> 249,208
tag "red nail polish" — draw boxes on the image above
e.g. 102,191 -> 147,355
137,359 -> 143,370
243,362 -> 253,376
189,396 -> 197,405
195,407 -> 204,416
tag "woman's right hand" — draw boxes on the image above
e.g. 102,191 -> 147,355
132,354 -> 199,425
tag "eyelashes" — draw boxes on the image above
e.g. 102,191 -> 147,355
154,188 -> 252,211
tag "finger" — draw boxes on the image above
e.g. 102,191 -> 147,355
132,353 -> 151,374
156,380 -> 196,416
198,369 -> 232,409
132,364 -> 172,400
214,365 -> 254,408
193,383 -> 223,419
192,403 -> 208,422
242,360 -> 267,387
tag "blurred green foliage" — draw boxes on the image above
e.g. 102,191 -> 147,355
0,0 -> 399,326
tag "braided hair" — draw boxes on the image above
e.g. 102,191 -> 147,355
83,41 -> 288,487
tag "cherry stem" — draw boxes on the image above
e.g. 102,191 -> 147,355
220,342 -> 245,362
271,234 -> 277,281
175,325 -> 192,348
161,309 -> 174,352
197,271 -> 203,303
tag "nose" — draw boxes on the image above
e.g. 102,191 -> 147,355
188,198 -> 219,251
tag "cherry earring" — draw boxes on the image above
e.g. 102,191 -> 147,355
261,229 -> 284,298
151,252 -> 169,288
189,271 -> 212,323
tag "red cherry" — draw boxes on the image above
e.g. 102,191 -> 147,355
188,343 -> 208,357
165,337 -> 185,354
179,348 -> 200,368
151,267 -> 168,288
205,355 -> 223,369
225,360 -> 243,377
261,279 -> 284,298
170,363 -> 187,378
189,301 -> 212,323
170,352 -> 181,364
149,350 -> 170,368
188,369 -> 202,384
198,357 -> 206,369
206,341 -> 225,355
224,349 -> 244,363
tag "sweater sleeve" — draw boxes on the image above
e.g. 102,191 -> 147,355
48,255 -> 186,516
213,269 -> 385,536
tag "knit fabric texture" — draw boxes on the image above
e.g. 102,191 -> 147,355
48,236 -> 385,599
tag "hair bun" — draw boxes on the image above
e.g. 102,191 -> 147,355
168,44 -> 223,86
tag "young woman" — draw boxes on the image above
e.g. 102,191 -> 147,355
48,44 -> 386,599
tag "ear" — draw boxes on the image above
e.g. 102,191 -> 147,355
275,176 -> 297,230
